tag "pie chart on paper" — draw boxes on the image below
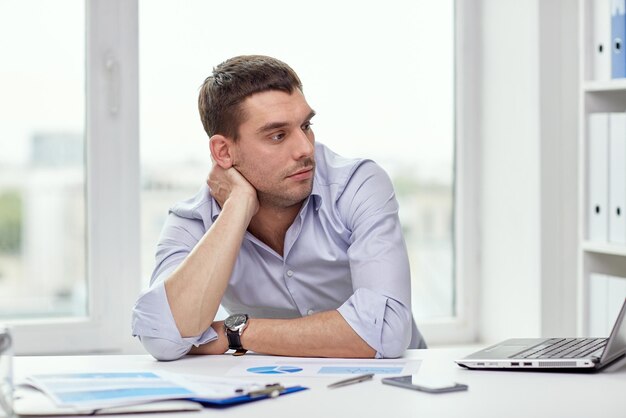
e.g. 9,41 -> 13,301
246,366 -> 303,375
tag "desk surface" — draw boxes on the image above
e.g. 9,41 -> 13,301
14,348 -> 626,418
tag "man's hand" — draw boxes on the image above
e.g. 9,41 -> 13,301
207,163 -> 259,216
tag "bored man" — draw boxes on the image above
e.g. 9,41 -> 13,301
132,55 -> 426,361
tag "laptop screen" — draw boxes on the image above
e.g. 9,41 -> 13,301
600,298 -> 626,364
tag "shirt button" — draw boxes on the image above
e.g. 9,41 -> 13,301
307,309 -> 315,316
286,270 -> 294,277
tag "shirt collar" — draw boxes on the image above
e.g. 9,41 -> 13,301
310,179 -> 323,211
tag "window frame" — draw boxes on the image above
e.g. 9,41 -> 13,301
416,0 -> 480,345
10,0 -> 140,355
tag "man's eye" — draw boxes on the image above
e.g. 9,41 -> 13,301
270,133 -> 285,142
302,122 -> 313,131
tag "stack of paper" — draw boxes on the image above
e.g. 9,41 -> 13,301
14,386 -> 202,416
15,371 -> 306,415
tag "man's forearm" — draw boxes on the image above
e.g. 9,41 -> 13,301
191,311 -> 376,358
164,195 -> 256,337
244,311 -> 375,358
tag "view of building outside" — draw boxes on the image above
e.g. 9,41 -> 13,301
0,0 -> 86,319
139,0 -> 455,319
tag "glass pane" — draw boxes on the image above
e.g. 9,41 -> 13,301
140,0 -> 454,319
0,0 -> 86,319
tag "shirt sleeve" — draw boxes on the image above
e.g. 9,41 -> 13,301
131,212 -> 218,361
335,161 -> 420,358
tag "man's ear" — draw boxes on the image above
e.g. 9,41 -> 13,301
209,135 -> 235,169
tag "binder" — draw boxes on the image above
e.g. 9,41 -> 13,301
611,0 -> 626,78
594,0 -> 612,80
589,274 -> 609,337
609,113 -> 626,244
189,385 -> 307,408
588,113 -> 610,242
14,384 -> 308,415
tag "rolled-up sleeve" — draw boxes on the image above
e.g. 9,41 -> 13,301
131,211 -> 218,361
132,281 -> 218,361
336,161 -> 424,357
337,288 -> 412,358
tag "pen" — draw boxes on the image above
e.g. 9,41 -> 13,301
327,373 -> 375,388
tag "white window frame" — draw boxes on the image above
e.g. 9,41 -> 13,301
417,0 -> 481,345
11,0 -> 140,355
10,0 -> 479,353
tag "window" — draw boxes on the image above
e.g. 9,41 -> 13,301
139,0 -> 457,326
3,0 -> 477,353
2,0 -> 140,354
0,1 -> 87,319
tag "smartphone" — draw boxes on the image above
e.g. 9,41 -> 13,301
381,375 -> 468,394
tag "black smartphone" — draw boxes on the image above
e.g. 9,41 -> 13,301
381,375 -> 468,394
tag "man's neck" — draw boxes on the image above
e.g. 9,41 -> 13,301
247,203 -> 302,256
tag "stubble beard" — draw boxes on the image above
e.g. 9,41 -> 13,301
256,176 -> 314,209
234,155 -> 316,210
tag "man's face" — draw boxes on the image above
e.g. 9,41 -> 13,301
230,89 -> 316,208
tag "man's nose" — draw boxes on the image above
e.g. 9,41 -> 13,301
292,129 -> 314,160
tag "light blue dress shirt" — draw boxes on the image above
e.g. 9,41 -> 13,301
132,142 -> 426,360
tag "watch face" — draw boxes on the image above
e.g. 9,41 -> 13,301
225,313 -> 247,330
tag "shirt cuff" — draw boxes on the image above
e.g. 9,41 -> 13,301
132,281 -> 218,351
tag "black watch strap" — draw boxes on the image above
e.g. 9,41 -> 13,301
226,329 -> 247,356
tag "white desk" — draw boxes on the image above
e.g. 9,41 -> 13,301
14,348 -> 626,418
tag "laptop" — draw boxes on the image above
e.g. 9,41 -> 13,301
456,298 -> 626,372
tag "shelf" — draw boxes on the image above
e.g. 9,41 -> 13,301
583,79 -> 626,92
578,0 -> 626,337
581,241 -> 626,257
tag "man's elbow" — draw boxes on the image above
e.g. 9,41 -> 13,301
138,335 -> 191,361
380,339 -> 410,358
379,316 -> 412,358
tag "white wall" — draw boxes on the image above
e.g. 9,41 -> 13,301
477,0 -> 579,344
479,0 -> 542,343
537,0 -> 579,338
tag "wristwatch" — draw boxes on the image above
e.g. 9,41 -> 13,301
224,313 -> 249,356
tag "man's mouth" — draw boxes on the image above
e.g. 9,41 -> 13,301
287,166 -> 314,180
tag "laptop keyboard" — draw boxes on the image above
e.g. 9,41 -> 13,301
513,338 -> 607,359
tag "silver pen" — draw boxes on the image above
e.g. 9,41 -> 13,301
327,373 -> 375,388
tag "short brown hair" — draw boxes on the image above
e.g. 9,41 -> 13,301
198,55 -> 303,140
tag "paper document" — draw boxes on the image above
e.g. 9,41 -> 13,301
14,385 -> 202,416
26,371 -> 282,410
226,357 -> 421,377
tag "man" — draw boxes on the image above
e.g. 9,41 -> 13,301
132,55 -> 426,361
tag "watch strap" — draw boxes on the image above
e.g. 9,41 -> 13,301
225,313 -> 249,356
232,348 -> 248,356
226,328 -> 242,348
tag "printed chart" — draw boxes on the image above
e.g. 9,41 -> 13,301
228,358 -> 421,377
